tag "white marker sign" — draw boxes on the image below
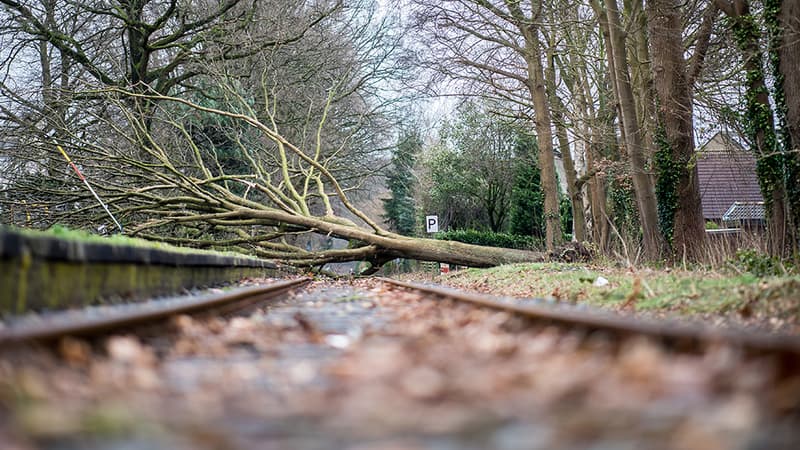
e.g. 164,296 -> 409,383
425,215 -> 439,233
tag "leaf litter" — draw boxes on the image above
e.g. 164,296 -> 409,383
0,277 -> 798,449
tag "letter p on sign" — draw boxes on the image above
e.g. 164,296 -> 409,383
426,215 -> 439,233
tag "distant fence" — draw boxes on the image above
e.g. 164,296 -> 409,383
704,227 -> 765,255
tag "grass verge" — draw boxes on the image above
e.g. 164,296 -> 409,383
406,262 -> 800,333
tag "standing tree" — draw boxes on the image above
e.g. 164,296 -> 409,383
647,0 -> 708,258
542,34 -> 586,242
0,0 -> 406,233
0,0 -> 343,226
411,0 -> 562,251
771,0 -> 800,253
0,0 -> 338,96
509,133 -> 545,239
716,0 -> 790,255
778,0 -> 800,151
383,130 -> 421,236
420,102 -> 521,233
593,0 -> 663,259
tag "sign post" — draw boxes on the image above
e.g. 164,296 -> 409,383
425,215 -> 439,233
425,215 -> 447,273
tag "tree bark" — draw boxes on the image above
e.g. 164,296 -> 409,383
553,108 -> 586,242
588,1 -> 616,253
781,0 -> 800,149
603,0 -> 663,259
646,0 -> 706,259
778,0 -> 800,251
517,23 -> 562,252
526,41 -> 561,251
545,46 -> 587,242
625,0 -> 659,177
717,0 -> 789,255
236,207 -> 547,268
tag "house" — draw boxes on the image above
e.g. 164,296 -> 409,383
695,132 -> 764,229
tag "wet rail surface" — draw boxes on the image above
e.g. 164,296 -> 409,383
1,278 -> 799,449
0,278 -> 310,344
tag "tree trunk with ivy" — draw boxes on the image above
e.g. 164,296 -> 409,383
773,0 -> 800,254
717,0 -> 789,256
647,0 -> 706,259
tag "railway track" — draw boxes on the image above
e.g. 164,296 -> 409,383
0,277 -> 309,345
379,277 -> 800,377
1,275 -> 799,449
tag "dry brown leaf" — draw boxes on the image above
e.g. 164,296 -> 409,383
400,366 -> 445,400
106,335 -> 155,367
58,337 -> 91,367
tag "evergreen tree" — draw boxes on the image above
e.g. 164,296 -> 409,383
560,193 -> 573,241
383,131 -> 421,235
509,135 -> 545,238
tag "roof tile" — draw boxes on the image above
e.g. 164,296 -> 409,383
696,136 -> 763,220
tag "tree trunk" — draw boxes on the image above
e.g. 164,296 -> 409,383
588,3 -> 615,253
38,0 -> 70,178
238,208 -> 546,268
625,0 -> 659,175
577,67 -> 612,251
520,27 -> 562,252
554,111 -> 586,242
587,139 -> 611,251
603,0 -> 663,259
781,0 -> 800,148
717,0 -> 789,255
778,0 -> 800,252
545,47 -> 587,242
647,0 -> 706,259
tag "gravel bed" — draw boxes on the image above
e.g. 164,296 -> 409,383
0,278 -> 799,449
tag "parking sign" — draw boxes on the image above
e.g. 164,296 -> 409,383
425,215 -> 439,233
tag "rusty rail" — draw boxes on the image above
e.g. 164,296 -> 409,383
378,278 -> 800,365
0,277 -> 310,344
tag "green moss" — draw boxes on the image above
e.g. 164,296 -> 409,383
0,259 -> 278,315
15,250 -> 31,314
5,224 -> 259,260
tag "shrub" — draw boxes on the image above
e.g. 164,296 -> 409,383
730,249 -> 790,277
435,229 -> 541,250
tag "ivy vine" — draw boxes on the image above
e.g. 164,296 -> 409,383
764,0 -> 800,245
607,167 -> 640,243
654,125 -> 678,247
728,12 -> 783,216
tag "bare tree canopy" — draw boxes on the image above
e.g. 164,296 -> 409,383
0,0 -> 339,92
2,0 -> 800,268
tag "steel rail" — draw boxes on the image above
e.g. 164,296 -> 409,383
0,277 -> 310,344
379,278 -> 800,362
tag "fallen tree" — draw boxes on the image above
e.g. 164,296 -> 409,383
39,87 -> 547,273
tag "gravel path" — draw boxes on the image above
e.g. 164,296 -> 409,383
1,278 -> 798,449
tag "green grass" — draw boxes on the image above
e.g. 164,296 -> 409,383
436,262 -> 800,325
